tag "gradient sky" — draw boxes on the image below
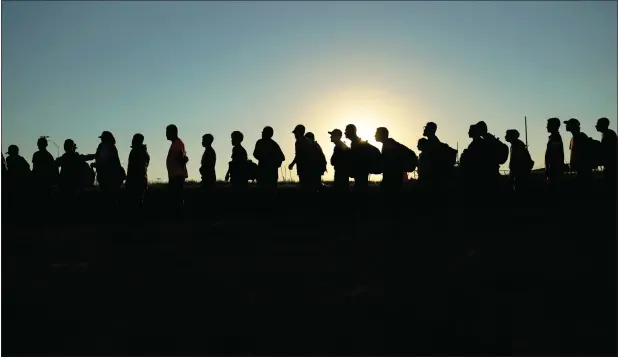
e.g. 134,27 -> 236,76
2,1 -> 616,182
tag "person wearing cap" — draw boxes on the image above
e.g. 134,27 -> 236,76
545,117 -> 565,189
126,133 -> 150,209
505,129 -> 533,193
5,145 -> 32,199
166,124 -> 189,211
200,134 -> 217,191
253,126 -> 285,191
304,132 -> 327,192
329,129 -> 350,193
288,124 -> 312,190
32,137 -> 58,199
55,139 -> 95,203
95,131 -> 125,208
595,117 -> 617,187
564,118 -> 594,184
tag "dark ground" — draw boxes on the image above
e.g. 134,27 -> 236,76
2,176 -> 617,355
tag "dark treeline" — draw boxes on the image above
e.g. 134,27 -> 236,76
2,118 -> 616,216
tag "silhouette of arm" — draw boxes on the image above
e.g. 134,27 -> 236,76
253,141 -> 261,162
81,154 -> 96,161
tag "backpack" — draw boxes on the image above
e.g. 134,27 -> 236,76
486,136 -> 509,165
440,143 -> 458,167
246,160 -> 259,181
399,143 -> 418,173
364,142 -> 383,174
587,137 -> 603,168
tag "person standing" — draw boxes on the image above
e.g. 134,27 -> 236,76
288,124 -> 312,192
166,124 -> 189,213
94,131 -> 125,209
32,137 -> 58,202
329,129 -> 350,193
200,134 -> 217,191
505,129 -> 533,194
595,117 -> 617,191
225,131 -> 249,189
126,133 -> 150,209
545,117 -> 565,192
253,126 -> 285,191
564,118 -> 593,189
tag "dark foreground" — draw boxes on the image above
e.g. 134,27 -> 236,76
2,179 -> 617,355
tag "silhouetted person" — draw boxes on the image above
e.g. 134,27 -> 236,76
94,131 -> 125,209
422,122 -> 457,190
32,137 -> 58,200
505,129 -> 533,193
126,134 -> 150,209
289,124 -> 312,191
305,132 -> 327,192
417,138 -> 430,187
476,121 -> 506,180
225,131 -> 249,189
6,144 -> 32,207
545,117 -> 565,191
166,124 -> 189,212
329,129 -> 350,193
345,124 -> 370,192
56,139 -> 95,206
253,126 -> 285,191
200,134 -> 217,191
564,118 -> 593,187
1,154 -> 7,208
375,127 -> 405,194
595,117 -> 617,190
460,124 -> 488,193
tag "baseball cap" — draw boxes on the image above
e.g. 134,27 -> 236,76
99,131 -> 113,139
292,124 -> 305,134
328,129 -> 342,137
563,118 -> 580,126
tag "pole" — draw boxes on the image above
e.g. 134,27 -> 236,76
524,116 -> 528,148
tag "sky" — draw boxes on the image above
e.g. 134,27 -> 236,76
2,1 -> 616,182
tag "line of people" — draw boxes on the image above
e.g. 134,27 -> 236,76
2,117 -> 616,210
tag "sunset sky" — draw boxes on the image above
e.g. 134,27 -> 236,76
2,1 -> 616,182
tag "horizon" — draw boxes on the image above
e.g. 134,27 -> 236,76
2,1 -> 617,182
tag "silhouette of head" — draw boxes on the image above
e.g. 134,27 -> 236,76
595,117 -> 610,133
262,126 -> 274,139
292,124 -> 305,139
505,129 -> 520,143
99,131 -> 116,145
423,122 -> 437,137
64,139 -> 77,154
476,121 -> 488,136
345,124 -> 358,140
7,145 -> 19,156
329,129 -> 343,143
202,134 -> 214,147
37,137 -> 48,150
417,138 -> 428,152
547,117 -> 560,133
305,132 -> 315,143
468,124 -> 480,139
231,131 -> 244,146
564,118 -> 580,133
131,133 -> 145,148
166,125 -> 179,141
375,127 -> 389,143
